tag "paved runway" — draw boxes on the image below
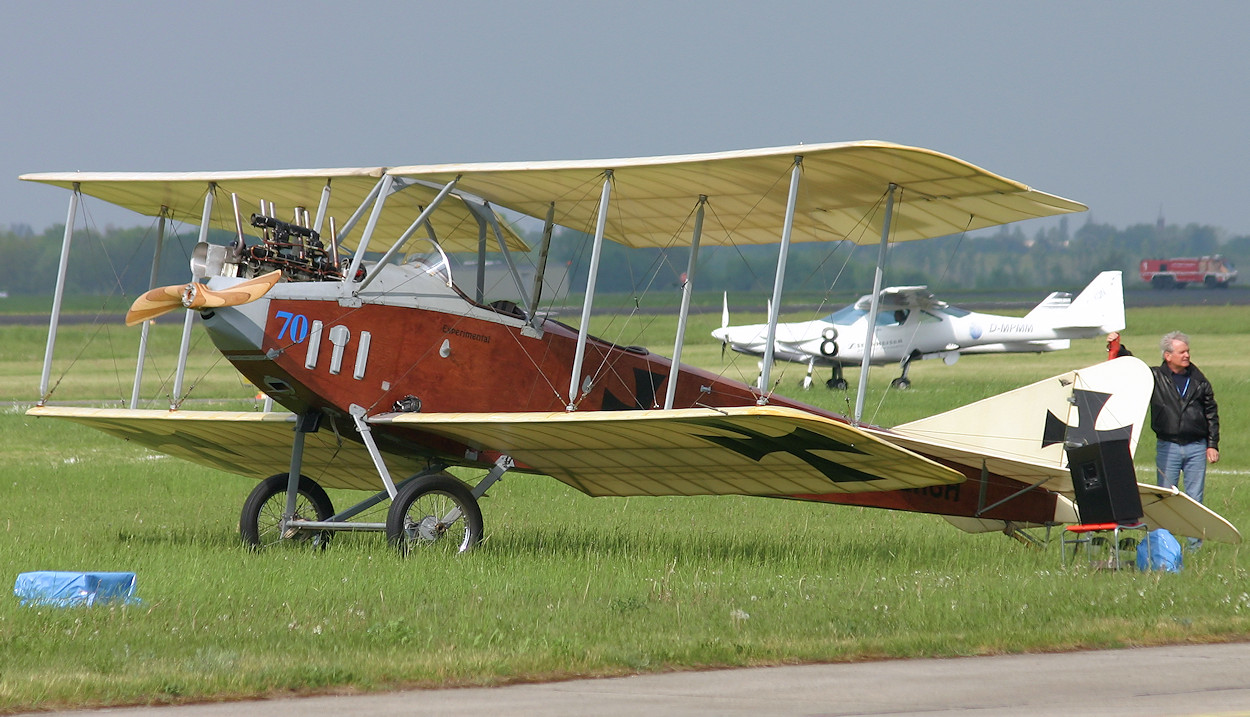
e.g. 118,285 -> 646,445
24,642 -> 1250,717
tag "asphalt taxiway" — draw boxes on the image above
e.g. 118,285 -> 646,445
24,642 -> 1250,717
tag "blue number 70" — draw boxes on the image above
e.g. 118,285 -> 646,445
274,310 -> 310,343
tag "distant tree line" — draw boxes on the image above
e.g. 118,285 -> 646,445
2,216 -> 1246,298
546,216 -> 1248,295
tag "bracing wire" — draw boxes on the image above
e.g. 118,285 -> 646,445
864,206 -> 978,427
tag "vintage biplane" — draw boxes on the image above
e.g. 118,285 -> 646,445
715,270 -> 1125,390
21,141 -> 1239,553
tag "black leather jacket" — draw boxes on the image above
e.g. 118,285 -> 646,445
1149,361 -> 1219,450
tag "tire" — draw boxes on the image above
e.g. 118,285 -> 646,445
386,472 -> 483,555
1151,275 -> 1173,290
826,378 -> 848,390
891,377 -> 912,390
240,473 -> 335,549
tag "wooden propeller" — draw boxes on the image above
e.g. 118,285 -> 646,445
125,270 -> 282,327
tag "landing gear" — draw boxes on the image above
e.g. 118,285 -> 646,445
823,364 -> 848,391
890,350 -> 920,390
802,357 -> 816,390
240,473 -> 335,549
239,410 -> 505,555
386,472 -> 483,554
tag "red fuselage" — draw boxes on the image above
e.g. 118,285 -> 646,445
202,274 -> 1061,526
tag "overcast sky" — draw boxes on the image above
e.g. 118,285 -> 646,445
4,1 -> 1249,237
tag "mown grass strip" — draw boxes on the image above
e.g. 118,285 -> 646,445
1,306 -> 1247,712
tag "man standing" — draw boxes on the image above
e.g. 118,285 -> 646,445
1151,330 -> 1220,495
1112,331 -> 1220,547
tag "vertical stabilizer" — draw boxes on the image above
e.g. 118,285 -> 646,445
1031,270 -> 1125,333
891,356 -> 1151,469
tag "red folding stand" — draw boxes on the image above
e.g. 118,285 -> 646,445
1061,522 -> 1150,571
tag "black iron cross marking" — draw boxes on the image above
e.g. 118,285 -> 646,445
1042,388 -> 1133,448
603,368 -> 667,410
691,420 -> 883,485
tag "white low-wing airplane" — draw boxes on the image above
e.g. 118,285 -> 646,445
714,271 -> 1125,390
19,141 -> 1237,553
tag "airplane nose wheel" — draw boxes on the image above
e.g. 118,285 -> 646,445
386,472 -> 483,554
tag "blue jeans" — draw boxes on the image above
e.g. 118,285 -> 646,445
1157,440 -> 1208,548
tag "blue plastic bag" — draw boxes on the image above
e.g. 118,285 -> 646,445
13,571 -> 139,607
1137,529 -> 1183,573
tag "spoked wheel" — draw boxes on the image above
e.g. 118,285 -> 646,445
386,472 -> 483,555
240,473 -> 335,549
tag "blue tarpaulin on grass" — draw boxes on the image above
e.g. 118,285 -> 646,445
1136,529 -> 1184,573
14,571 -> 139,607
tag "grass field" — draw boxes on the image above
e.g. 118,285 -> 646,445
1,305 -> 1248,712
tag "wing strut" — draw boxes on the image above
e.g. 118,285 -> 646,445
332,175 -> 386,256
171,186 -> 216,408
475,210 -> 488,302
463,198 -> 532,318
853,184 -> 898,424
129,208 -> 167,408
527,202 -> 557,334
568,171 -> 614,410
352,176 -> 461,294
38,185 -> 79,404
343,174 -> 396,291
758,157 -> 803,403
311,178 -> 332,236
664,195 -> 707,409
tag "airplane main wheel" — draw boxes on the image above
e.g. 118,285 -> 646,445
240,473 -> 335,549
826,378 -> 848,390
891,378 -> 912,390
386,472 -> 483,555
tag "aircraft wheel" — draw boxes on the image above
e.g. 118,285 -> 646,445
891,377 -> 912,390
386,472 -> 483,555
826,378 -> 848,390
240,473 -> 335,550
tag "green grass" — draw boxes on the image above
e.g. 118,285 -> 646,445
2,307 -> 1249,712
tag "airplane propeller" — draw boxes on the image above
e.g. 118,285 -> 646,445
125,270 -> 282,327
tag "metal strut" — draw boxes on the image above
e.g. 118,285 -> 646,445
350,404 -> 399,498
284,410 -> 323,519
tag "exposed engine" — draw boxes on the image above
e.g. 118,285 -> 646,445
241,214 -> 353,283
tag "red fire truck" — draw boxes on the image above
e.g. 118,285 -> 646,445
1140,255 -> 1237,289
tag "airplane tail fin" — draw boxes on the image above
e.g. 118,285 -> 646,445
1024,270 -> 1124,333
890,355 -> 1151,472
884,355 -> 1241,542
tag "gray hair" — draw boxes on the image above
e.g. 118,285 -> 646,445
1161,331 -> 1190,356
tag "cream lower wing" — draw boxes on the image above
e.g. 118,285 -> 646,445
374,405 -> 963,498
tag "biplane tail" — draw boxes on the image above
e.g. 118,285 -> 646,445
882,355 -> 1239,543
889,355 -> 1150,470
